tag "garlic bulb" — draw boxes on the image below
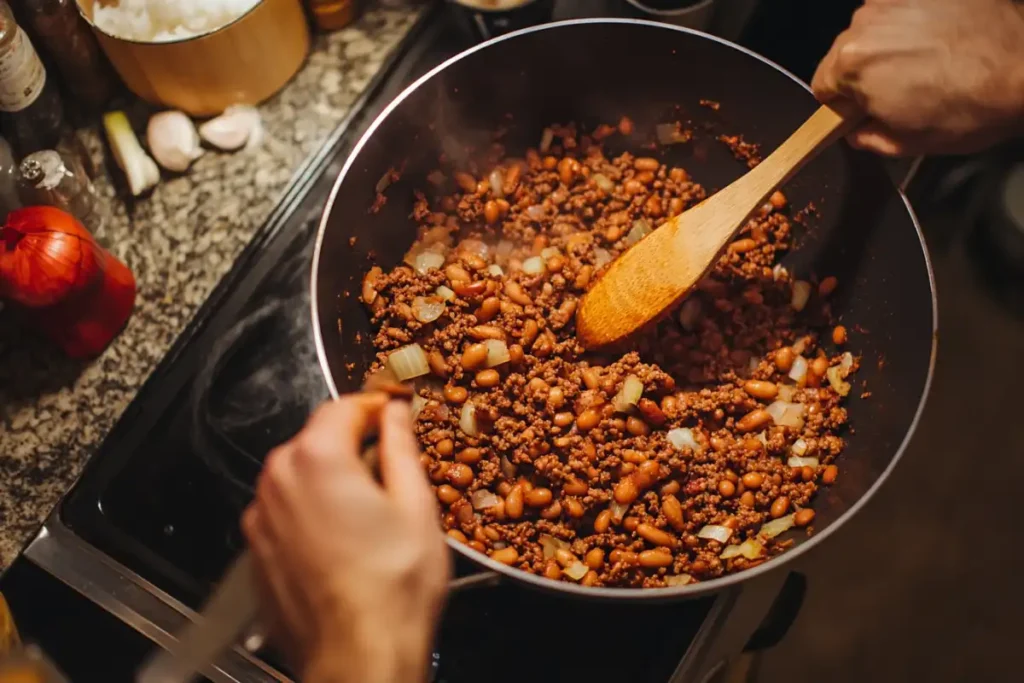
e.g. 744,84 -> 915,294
146,110 -> 203,172
103,111 -> 160,197
199,105 -> 263,151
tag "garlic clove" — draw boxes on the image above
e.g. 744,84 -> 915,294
104,111 -> 160,197
199,105 -> 263,152
146,110 -> 204,173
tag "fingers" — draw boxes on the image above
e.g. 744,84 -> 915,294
296,393 -> 390,472
378,400 -> 436,522
846,122 -> 911,157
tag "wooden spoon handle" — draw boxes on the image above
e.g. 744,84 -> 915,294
722,103 -> 861,212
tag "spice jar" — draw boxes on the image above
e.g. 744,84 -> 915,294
16,148 -> 101,233
0,206 -> 136,358
11,0 -> 116,113
306,0 -> 363,31
0,0 -> 63,155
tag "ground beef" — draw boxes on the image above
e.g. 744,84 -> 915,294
359,118 -> 858,588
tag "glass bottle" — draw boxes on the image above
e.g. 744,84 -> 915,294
17,147 -> 101,234
11,0 -> 115,114
0,137 -> 19,218
307,0 -> 362,31
0,0 -> 62,156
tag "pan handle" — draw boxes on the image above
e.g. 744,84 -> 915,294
742,572 -> 806,652
448,569 -> 502,593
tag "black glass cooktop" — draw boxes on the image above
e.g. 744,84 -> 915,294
57,6 -> 717,682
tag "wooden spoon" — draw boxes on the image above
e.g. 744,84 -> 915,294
576,103 -> 857,349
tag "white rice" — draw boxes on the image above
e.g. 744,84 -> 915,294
93,0 -> 262,42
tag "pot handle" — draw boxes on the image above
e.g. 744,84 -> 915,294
742,572 -> 806,652
447,569 -> 502,593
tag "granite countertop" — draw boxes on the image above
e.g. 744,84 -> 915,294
0,3 -> 423,570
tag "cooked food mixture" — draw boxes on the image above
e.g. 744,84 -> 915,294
361,118 -> 858,588
93,0 -> 261,42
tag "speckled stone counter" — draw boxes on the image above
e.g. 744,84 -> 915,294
0,4 -> 423,570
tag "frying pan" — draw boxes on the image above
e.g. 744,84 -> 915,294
310,19 -> 937,600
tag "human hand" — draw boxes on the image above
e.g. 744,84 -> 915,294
242,395 -> 450,683
812,0 -> 1024,156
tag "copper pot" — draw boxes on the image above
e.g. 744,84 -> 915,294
76,0 -> 310,116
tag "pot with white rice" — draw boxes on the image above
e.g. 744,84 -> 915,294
77,0 -> 310,116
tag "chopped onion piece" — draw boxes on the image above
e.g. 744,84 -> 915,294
720,540 -> 762,560
609,501 -> 629,523
460,239 -> 489,259
410,394 -> 428,421
772,263 -> 788,282
667,428 -> 700,452
612,374 -> 644,413
427,170 -> 446,186
592,173 -> 614,192
826,366 -> 851,396
500,456 -> 516,480
435,285 -> 456,301
526,204 -> 546,220
679,297 -> 701,331
540,246 -> 560,260
756,431 -> 768,446
414,250 -> 445,274
697,525 -> 733,543
387,344 -> 430,381
563,561 -> 589,581
495,240 -> 515,260
593,248 -> 612,268
791,280 -> 812,311
539,534 -> 570,559
777,384 -> 796,402
656,122 -> 690,145
460,402 -> 478,437
791,438 -> 808,456
412,296 -> 445,323
788,356 -> 808,383
665,574 -> 694,587
625,219 -> 652,246
840,352 -> 854,372
539,127 -> 554,152
484,339 -> 511,367
787,455 -> 820,468
489,168 -> 505,197
758,513 -> 796,539
792,337 -> 808,356
470,490 -> 501,511
522,256 -> 545,274
487,264 -> 504,277
376,168 -> 397,194
766,401 -> 806,429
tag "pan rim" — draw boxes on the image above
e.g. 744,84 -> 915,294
310,17 -> 939,600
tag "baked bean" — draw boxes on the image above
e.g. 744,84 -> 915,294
822,465 -> 839,485
743,438 -> 765,453
769,190 -> 787,209
660,480 -> 681,496
547,386 -> 565,409
741,472 -> 764,489
461,343 -> 488,370
508,343 -> 525,364
430,462 -> 450,484
491,547 -> 519,565
737,409 -> 772,432
581,571 -> 600,587
563,477 -> 588,496
475,297 -> 501,323
565,498 -> 585,518
585,548 -> 605,569
525,487 -> 553,508
443,385 -> 468,405
718,480 -> 736,497
669,166 -> 688,182
505,486 -> 524,519
454,280 -> 486,298
594,509 -> 613,534
626,416 -> 650,436
544,561 -> 562,580
811,356 -> 829,378
456,447 -> 482,464
622,450 -> 647,464
662,494 -> 685,531
520,319 -> 539,347
436,439 -> 454,457
605,225 -> 623,242
554,548 -> 577,568
637,523 -> 677,548
729,238 -> 757,253
819,276 -> 838,297
634,157 -> 660,171
542,155 -> 558,170
547,254 -> 565,272
558,157 -> 579,186
540,501 -> 562,519
467,325 -> 505,341
832,325 -> 847,345
528,377 -> 549,396
743,380 -> 778,400
447,463 -> 474,488
770,496 -> 790,518
446,263 -> 472,283
505,280 -> 532,306
454,172 -> 477,193
437,485 -> 462,505
623,516 -> 639,532
447,529 -> 468,543
476,369 -> 500,388
775,346 -> 795,372
577,408 -> 601,430
637,460 -> 662,481
574,265 -> 593,289
794,508 -> 816,527
553,412 -> 574,428
801,466 -> 815,482
638,549 -> 674,568
739,491 -> 755,508
468,540 -> 486,553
